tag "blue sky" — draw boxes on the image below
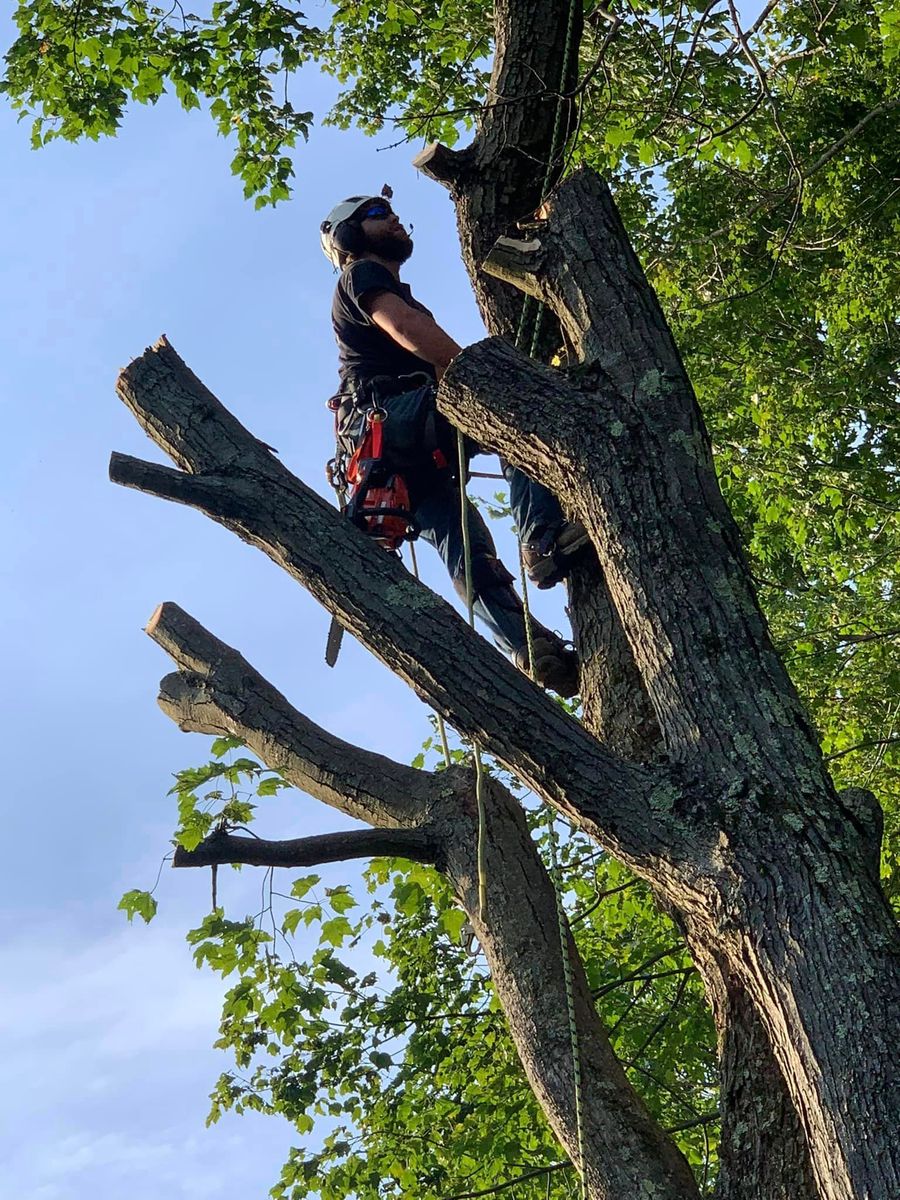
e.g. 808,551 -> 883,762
0,24 -> 573,1199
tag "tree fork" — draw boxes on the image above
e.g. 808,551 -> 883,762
116,307 -> 897,1190
151,604 -> 699,1200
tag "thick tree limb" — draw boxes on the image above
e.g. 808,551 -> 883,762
440,171 -> 900,1200
700,949 -> 819,1200
173,827 -> 437,869
567,560 -> 661,759
113,339 -> 695,879
413,0 -> 582,343
118,342 -> 898,1200
148,601 -> 437,830
441,329 -> 822,783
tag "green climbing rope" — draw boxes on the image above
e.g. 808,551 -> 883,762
448,0 -> 587,1178
548,812 -> 588,1200
409,540 -> 453,771
518,0 -> 580,359
510,0 -> 588,1183
518,541 -> 538,681
456,429 -> 489,920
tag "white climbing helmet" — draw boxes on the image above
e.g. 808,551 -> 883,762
319,195 -> 384,268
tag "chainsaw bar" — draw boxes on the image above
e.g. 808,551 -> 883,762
325,616 -> 345,667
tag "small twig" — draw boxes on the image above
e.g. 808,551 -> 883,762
827,735 -> 900,764
804,100 -> 900,180
721,0 -> 780,57
593,945 -> 687,999
627,969 -> 693,1061
570,879 -> 637,926
570,15 -> 623,98
446,1160 -> 571,1200
665,1112 -> 720,1133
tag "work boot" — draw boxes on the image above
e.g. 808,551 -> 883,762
514,632 -> 580,698
522,520 -> 590,590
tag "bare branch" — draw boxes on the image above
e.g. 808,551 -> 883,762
826,735 -> 900,763
147,606 -> 700,1200
446,1160 -> 570,1200
173,827 -> 437,869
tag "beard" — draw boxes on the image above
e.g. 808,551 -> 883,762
364,225 -> 414,264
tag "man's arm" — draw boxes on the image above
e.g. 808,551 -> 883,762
363,291 -> 462,379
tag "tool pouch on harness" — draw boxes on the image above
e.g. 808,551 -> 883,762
343,409 -> 415,551
327,377 -> 453,550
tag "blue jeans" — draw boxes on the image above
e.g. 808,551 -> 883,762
413,465 -> 562,657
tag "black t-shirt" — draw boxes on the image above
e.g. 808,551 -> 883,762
332,260 -> 437,389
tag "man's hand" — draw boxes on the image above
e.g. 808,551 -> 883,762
363,291 -> 462,379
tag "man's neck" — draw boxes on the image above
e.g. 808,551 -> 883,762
359,251 -> 403,282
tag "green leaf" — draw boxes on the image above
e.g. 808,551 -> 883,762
291,874 -> 320,899
328,888 -> 358,914
118,889 -> 158,924
320,916 -> 353,946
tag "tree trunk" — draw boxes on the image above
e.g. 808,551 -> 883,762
435,169 -> 900,1200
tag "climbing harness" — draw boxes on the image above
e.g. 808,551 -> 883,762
325,389 -> 444,665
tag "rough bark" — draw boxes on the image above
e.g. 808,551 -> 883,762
150,602 -> 699,1200
409,0 -> 828,1179
697,949 -> 819,1200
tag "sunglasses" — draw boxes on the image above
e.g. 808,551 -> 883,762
359,203 -> 393,221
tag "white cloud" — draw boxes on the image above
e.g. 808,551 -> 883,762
0,917 -> 297,1200
41,1130 -> 177,1178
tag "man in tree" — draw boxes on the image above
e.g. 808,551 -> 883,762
321,193 -> 588,695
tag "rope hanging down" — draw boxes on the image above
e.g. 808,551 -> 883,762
548,812 -> 587,1199
408,540 -> 453,770
515,0 -> 580,358
509,0 -> 587,1187
456,429 -> 490,921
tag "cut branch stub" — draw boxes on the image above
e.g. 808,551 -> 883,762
479,236 -> 545,299
412,141 -> 473,187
